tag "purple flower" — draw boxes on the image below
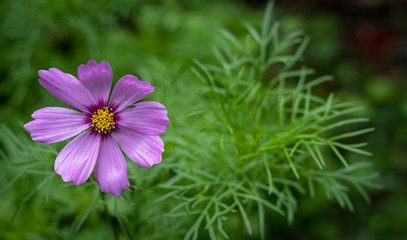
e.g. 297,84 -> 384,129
24,60 -> 170,197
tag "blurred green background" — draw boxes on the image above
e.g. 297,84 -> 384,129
0,0 -> 406,239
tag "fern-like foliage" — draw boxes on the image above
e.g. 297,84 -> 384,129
161,2 -> 380,239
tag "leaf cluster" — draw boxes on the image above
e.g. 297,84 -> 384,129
161,2 -> 381,239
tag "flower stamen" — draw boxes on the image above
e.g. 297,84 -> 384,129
91,107 -> 116,134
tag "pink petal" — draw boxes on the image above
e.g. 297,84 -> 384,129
77,59 -> 113,108
116,101 -> 170,136
109,75 -> 155,113
55,130 -> 101,185
112,127 -> 164,168
94,135 -> 130,197
38,68 -> 97,113
24,107 -> 91,144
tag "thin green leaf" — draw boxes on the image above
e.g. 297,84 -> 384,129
331,141 -> 372,156
244,22 -> 260,43
283,147 -> 299,178
263,154 -> 273,194
235,198 -> 253,235
75,189 -> 100,230
330,128 -> 375,141
328,142 -> 348,167
261,1 -> 274,37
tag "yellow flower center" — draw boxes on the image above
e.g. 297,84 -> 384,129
91,107 -> 116,134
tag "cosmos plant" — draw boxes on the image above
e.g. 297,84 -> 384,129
24,60 -> 170,197
158,2 -> 380,239
0,2 -> 381,239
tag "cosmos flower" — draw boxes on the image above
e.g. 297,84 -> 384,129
24,60 -> 170,197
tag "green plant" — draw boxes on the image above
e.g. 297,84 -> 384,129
160,2 -> 380,239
